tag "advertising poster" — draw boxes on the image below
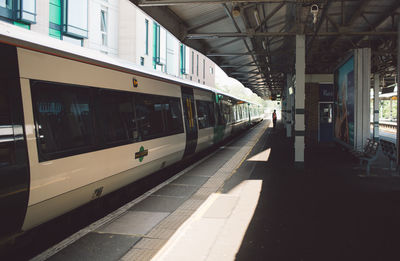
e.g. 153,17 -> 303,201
334,55 -> 355,146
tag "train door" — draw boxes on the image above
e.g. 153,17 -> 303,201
0,80 -> 30,240
181,87 -> 198,158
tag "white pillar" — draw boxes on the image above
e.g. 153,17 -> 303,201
295,35 -> 305,166
390,99 -> 393,121
355,48 -> 371,150
373,74 -> 380,140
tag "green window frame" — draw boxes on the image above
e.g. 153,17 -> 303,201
180,44 -> 186,75
0,0 -> 36,24
191,51 -> 194,74
16,0 -> 36,23
196,54 -> 199,76
153,22 -> 160,68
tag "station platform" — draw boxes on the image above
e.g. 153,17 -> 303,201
33,120 -> 400,261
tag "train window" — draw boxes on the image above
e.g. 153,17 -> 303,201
196,100 -> 215,129
96,90 -> 136,145
0,87 -> 15,167
164,97 -> 184,135
31,82 -> 95,159
135,94 -> 163,140
221,102 -> 232,124
135,94 -> 184,140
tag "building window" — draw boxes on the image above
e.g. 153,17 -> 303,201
16,0 -> 36,23
145,19 -> 149,55
49,0 -> 86,42
209,67 -> 213,74
153,22 -> 166,68
62,0 -> 88,38
203,59 -> 205,79
180,44 -> 186,74
153,22 -> 160,68
140,57 -> 144,66
196,54 -> 199,76
100,8 -> 107,46
191,51 -> 194,74
0,0 -> 36,25
0,0 -> 11,8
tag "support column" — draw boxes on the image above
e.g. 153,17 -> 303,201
295,35 -> 305,166
373,74 -> 380,140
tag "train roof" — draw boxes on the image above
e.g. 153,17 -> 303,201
0,21 -> 261,107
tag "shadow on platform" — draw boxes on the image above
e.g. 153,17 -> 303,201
227,123 -> 400,261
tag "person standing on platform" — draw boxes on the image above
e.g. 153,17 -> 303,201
272,110 -> 277,128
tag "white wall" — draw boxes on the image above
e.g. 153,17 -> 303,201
134,8 -> 152,68
31,0 -> 49,35
87,0 -> 119,56
118,0 -> 136,63
186,48 -> 215,87
166,32 -> 179,77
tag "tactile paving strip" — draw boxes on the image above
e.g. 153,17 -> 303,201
121,121 -> 268,260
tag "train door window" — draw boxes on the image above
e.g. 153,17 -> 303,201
196,100 -> 208,129
0,86 -> 15,166
96,90 -> 136,145
221,102 -> 232,124
31,81 -> 95,160
164,97 -> 184,135
196,100 -> 215,129
135,94 -> 165,140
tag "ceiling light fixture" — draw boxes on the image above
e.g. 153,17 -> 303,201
232,5 -> 241,17
253,9 -> 261,26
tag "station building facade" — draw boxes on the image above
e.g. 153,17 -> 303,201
0,0 -> 215,87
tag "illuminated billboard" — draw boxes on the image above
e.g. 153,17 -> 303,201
334,55 -> 355,146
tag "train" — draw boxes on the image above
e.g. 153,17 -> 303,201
0,22 -> 263,245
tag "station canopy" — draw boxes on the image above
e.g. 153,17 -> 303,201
132,0 -> 400,100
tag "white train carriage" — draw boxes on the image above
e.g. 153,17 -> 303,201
0,23 -> 262,243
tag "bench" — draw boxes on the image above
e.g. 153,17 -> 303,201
351,138 -> 380,176
380,139 -> 397,171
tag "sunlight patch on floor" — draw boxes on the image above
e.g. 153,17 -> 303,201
247,148 -> 271,162
151,180 -> 262,261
